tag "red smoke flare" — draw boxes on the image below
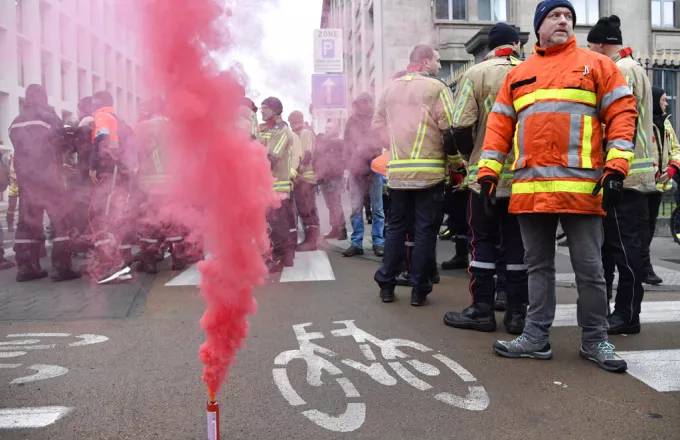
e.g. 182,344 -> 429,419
138,0 -> 277,395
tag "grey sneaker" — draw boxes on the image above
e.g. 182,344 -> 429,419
492,334 -> 552,360
579,342 -> 627,373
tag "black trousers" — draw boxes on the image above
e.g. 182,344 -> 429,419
375,183 -> 444,294
467,192 -> 527,307
603,189 -> 647,321
267,197 -> 296,262
294,180 -> 320,229
447,188 -> 469,256
14,180 -> 72,271
642,191 -> 663,275
320,179 -> 346,231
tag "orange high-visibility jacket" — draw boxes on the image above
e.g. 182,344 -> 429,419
478,36 -> 637,216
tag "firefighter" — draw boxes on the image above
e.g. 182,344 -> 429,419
8,84 -> 80,282
134,97 -> 199,273
86,90 -> 135,283
239,97 -> 260,140
0,153 -> 14,270
5,154 -> 18,233
587,15 -> 656,334
260,97 -> 296,273
443,23 -> 527,334
288,110 -> 320,252
372,45 -> 459,306
481,0 -> 637,372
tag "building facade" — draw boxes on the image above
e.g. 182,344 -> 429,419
0,0 -> 144,156
320,0 -> 680,128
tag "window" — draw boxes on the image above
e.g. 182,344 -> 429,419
41,51 -> 53,92
435,0 -> 466,20
17,42 -> 27,87
78,68 -> 88,99
479,0 -> 507,22
440,61 -> 466,79
61,61 -> 69,101
572,0 -> 600,25
16,0 -> 24,34
652,0 -> 677,28
654,69 -> 678,129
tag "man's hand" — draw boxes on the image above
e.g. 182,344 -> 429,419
89,169 -> 98,184
478,175 -> 498,216
592,170 -> 624,210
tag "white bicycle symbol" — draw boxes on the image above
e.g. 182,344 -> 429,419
272,320 -> 489,433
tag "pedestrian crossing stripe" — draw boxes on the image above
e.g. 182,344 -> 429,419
553,301 -> 680,327
618,349 -> 680,392
165,250 -> 336,286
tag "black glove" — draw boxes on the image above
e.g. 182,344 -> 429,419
479,176 -> 498,216
592,171 -> 624,211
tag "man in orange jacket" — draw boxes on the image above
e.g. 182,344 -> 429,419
478,0 -> 637,373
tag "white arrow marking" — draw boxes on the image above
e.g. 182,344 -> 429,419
0,352 -> 27,358
0,339 -> 40,346
322,78 -> 336,105
11,364 -> 69,384
0,345 -> 56,351
0,406 -> 72,429
69,334 -> 109,347
6,333 -> 71,338
0,364 -> 21,369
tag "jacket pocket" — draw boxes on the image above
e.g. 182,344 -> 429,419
563,69 -> 596,93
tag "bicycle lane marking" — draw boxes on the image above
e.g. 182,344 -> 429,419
272,320 -> 489,433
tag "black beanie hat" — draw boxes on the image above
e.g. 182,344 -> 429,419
261,97 -> 283,115
587,15 -> 623,45
534,0 -> 576,39
488,23 -> 520,50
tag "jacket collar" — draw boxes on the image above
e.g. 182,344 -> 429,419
535,35 -> 577,57
484,45 -> 519,61
610,47 -> 633,63
94,106 -> 116,115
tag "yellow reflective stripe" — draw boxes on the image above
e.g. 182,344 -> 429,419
439,89 -> 455,126
484,95 -> 494,115
606,148 -> 635,162
273,181 -> 292,192
410,107 -> 428,159
386,109 -> 399,161
513,89 -> 597,112
152,148 -> 163,174
479,159 -> 503,175
390,159 -> 445,165
272,132 -> 288,155
389,167 -> 445,172
511,121 -> 520,169
453,78 -> 473,124
581,115 -> 593,168
512,180 -> 597,195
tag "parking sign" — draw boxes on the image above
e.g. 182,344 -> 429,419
314,29 -> 343,73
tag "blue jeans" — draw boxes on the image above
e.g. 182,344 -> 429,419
349,172 -> 384,249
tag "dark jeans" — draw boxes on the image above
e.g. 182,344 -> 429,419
603,189 -> 647,321
294,180 -> 320,229
321,179 -> 346,231
467,192 -> 527,306
267,197 -> 296,262
375,183 -> 444,295
642,191 -> 663,274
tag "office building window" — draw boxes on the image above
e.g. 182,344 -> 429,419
435,0 -> 466,20
16,0 -> 24,34
78,68 -> 87,99
654,70 -> 678,129
572,0 -> 600,25
61,61 -> 69,101
41,51 -> 52,92
17,42 -> 27,87
652,0 -> 677,27
479,0 -> 507,22
440,61 -> 466,79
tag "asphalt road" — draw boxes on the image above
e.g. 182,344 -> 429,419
1,247 -> 679,439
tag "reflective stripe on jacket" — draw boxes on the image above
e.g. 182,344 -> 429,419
135,116 -> 173,194
372,71 -> 455,189
453,45 -> 520,197
260,120 -> 293,194
297,126 -> 317,184
478,36 -> 637,216
613,49 -> 657,193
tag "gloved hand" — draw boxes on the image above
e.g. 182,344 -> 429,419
478,176 -> 498,216
592,170 -> 624,210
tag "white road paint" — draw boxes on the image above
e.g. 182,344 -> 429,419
165,263 -> 201,286
553,301 -> 680,327
6,333 -> 71,338
0,339 -> 40,346
618,349 -> 680,392
0,352 -> 26,358
280,250 -> 336,283
0,406 -> 72,429
0,344 -> 56,351
0,364 -> 21,369
10,364 -> 69,384
69,334 -> 109,347
273,321 -> 489,433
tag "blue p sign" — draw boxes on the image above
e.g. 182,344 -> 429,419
322,39 -> 335,59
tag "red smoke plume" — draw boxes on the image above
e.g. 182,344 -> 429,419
138,0 -> 277,395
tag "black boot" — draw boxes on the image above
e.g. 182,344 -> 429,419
431,267 -> 440,284
296,226 -> 319,252
503,304 -> 527,335
438,228 -> 453,240
443,303 -> 497,332
324,227 -> 347,240
395,270 -> 411,286
380,286 -> 395,303
441,254 -> 469,270
494,290 -> 508,311
411,289 -> 428,307
607,312 -> 641,335
52,268 -> 81,282
643,271 -> 663,285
